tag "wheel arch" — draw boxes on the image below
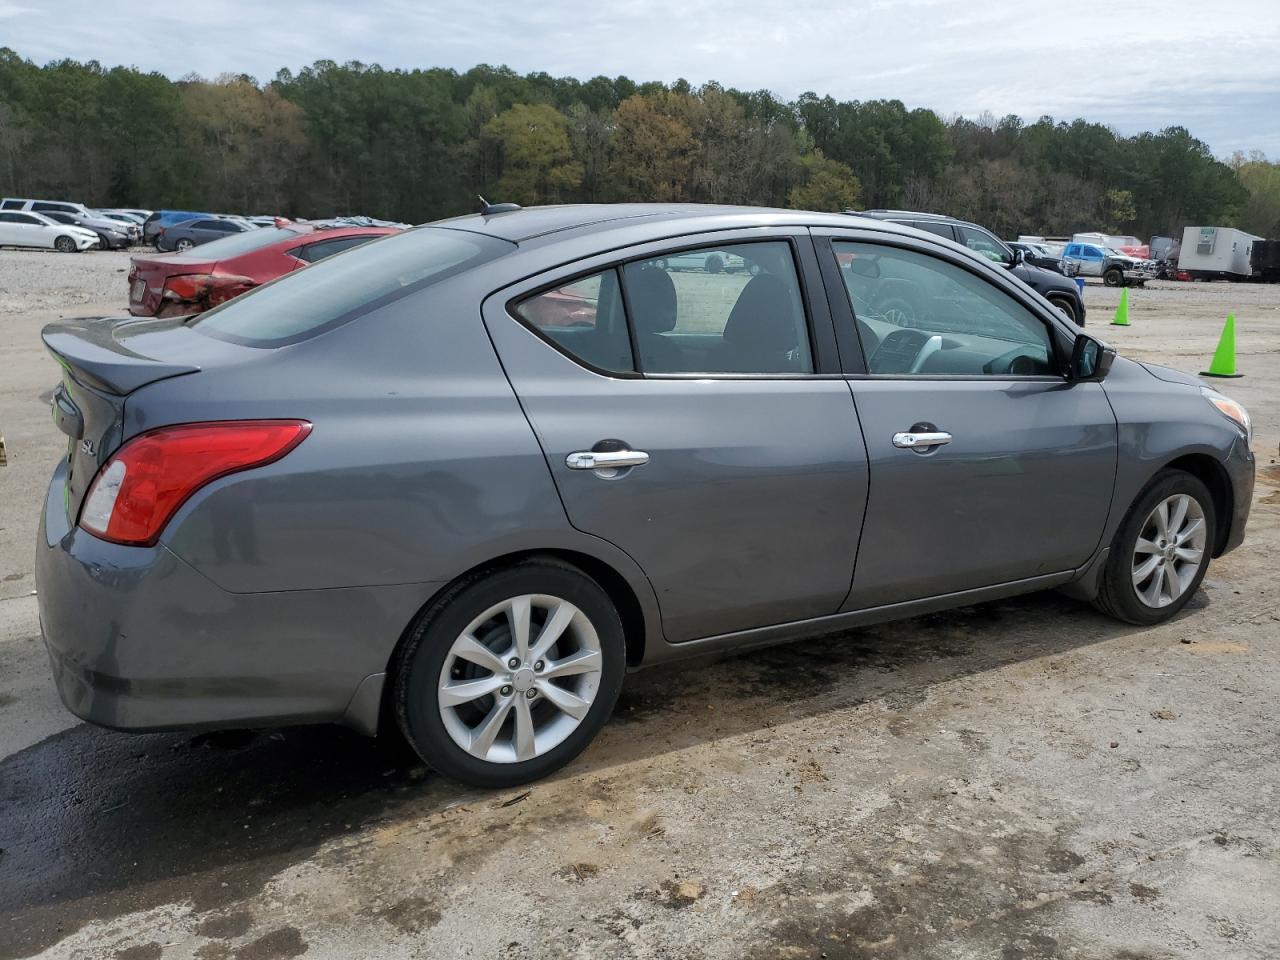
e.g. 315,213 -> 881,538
1161,453 -> 1233,557
372,547 -> 651,737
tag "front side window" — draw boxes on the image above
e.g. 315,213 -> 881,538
621,241 -> 812,374
833,241 -> 1054,377
515,270 -> 634,374
957,225 -> 1011,265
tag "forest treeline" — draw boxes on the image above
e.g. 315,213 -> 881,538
2,48 -> 1278,240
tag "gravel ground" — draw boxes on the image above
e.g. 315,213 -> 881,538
1,249 -> 1279,960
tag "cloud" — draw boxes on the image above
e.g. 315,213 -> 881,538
3,0 -> 1277,156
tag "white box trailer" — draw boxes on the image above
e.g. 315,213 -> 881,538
1178,226 -> 1261,280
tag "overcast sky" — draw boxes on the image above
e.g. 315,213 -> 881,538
4,0 -> 1278,158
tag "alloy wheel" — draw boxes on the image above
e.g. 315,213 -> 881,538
1132,493 -> 1206,608
437,594 -> 603,764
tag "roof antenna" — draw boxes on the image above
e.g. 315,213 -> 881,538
477,195 -> 522,216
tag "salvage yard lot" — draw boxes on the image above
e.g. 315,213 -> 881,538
1,247 -> 1279,959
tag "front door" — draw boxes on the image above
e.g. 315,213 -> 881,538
819,233 -> 1117,609
483,232 -> 869,643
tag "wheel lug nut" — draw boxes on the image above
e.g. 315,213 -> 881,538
534,660 -> 545,672
526,688 -> 537,699
508,658 -> 520,669
500,685 -> 513,696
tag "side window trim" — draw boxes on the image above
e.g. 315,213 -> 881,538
812,230 -> 1067,381
510,266 -> 641,380
504,230 -> 841,379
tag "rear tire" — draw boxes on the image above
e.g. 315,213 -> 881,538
1093,470 -> 1215,625
394,559 -> 626,788
175,238 -> 194,253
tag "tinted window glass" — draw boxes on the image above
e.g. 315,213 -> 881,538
957,225 -> 1011,264
908,220 -> 955,240
178,225 -> 303,259
209,221 -> 241,232
621,241 -> 812,374
1,200 -> 22,210
191,227 -> 511,346
46,212 -> 74,223
297,234 -> 381,263
514,270 -> 634,374
33,202 -> 70,213
833,241 -> 1053,377
8,213 -> 40,225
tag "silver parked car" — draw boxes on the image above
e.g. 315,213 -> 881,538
37,205 -> 1254,787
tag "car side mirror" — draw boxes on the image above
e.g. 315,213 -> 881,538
1070,333 -> 1116,381
1011,247 -> 1025,265
845,256 -> 881,279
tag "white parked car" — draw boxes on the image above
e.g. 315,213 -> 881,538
0,211 -> 98,252
2,198 -> 138,247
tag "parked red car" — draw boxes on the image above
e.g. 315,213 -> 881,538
127,223 -> 399,317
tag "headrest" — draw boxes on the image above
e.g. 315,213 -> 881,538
627,266 -> 678,334
723,274 -> 798,352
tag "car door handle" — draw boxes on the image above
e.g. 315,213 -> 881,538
566,449 -> 650,470
892,431 -> 952,449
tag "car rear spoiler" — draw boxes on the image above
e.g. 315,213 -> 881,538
42,317 -> 201,395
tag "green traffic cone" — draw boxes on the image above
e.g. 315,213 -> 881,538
1201,313 -> 1243,378
1111,288 -> 1130,326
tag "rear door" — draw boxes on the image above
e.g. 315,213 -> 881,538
482,229 -> 869,643
815,228 -> 1116,608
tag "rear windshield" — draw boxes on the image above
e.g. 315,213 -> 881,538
179,226 -> 304,259
190,227 -> 512,346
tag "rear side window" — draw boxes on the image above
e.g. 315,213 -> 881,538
192,227 -> 512,346
515,270 -> 634,374
623,241 -> 811,374
1,200 -> 22,209
512,240 -> 813,376
908,220 -> 955,240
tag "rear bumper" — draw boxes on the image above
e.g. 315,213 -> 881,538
36,460 -> 436,735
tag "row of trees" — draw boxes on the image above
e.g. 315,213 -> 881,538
2,48 -> 1277,240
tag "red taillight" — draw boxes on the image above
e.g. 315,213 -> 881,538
79,420 -> 312,546
163,274 -> 256,305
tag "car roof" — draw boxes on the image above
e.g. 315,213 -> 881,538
433,203 -> 922,244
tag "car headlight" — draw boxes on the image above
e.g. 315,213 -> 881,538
1201,386 -> 1252,447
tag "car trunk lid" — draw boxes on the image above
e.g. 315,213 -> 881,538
43,315 -> 227,523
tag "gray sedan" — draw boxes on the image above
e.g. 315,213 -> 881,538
156,216 -> 252,252
36,205 -> 1254,787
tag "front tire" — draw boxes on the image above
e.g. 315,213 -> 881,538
394,559 -> 626,788
1093,470 -> 1215,625
1103,267 -> 1123,287
1047,294 -> 1082,326
54,235 -> 77,253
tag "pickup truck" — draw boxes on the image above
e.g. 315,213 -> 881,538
1061,243 -> 1157,287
